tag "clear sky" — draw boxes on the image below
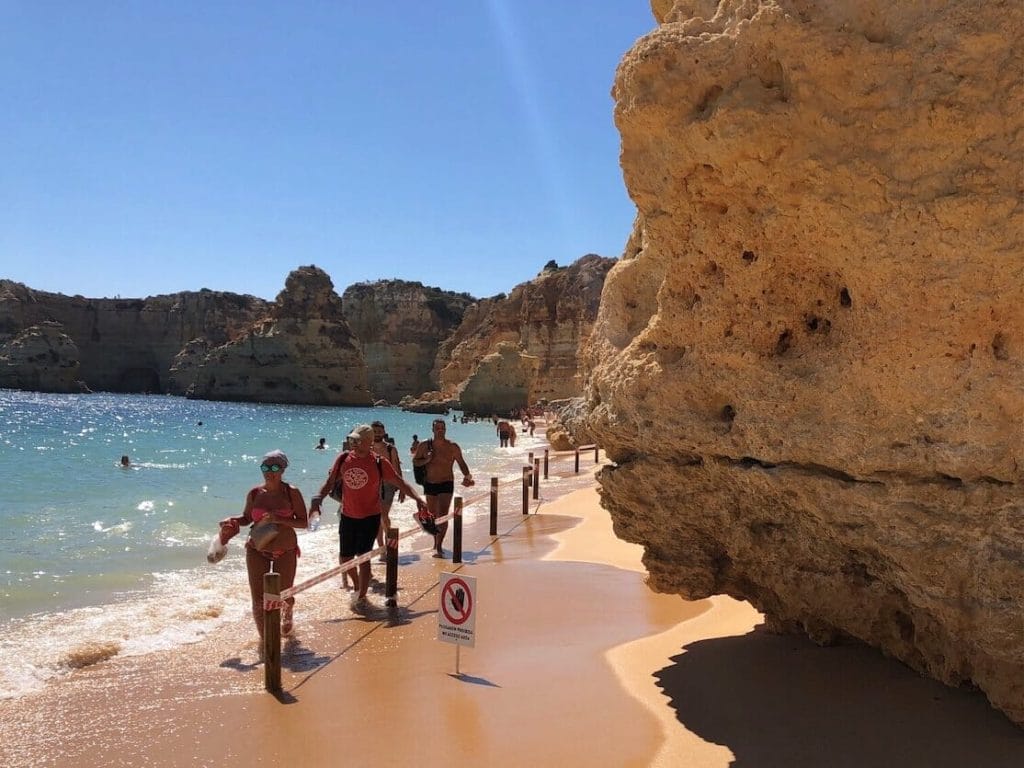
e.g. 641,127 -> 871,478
1,2 -> 655,301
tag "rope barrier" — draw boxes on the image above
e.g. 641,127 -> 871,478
260,440 -> 605,692
280,511 -> 455,600
277,444 -> 601,601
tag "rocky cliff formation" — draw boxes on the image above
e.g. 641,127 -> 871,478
0,280 -> 268,393
341,281 -> 475,402
0,321 -> 81,392
436,254 -> 614,411
459,342 -> 540,416
579,1 -> 1023,723
185,266 -> 371,406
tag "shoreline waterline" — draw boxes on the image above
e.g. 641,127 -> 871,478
0,389 -> 552,700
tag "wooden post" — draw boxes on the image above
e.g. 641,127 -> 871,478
543,449 -> 549,479
522,465 -> 530,515
533,458 -> 540,500
489,477 -> 498,536
263,572 -> 281,693
453,497 -> 463,564
385,526 -> 399,607
574,448 -> 580,474
594,444 -> 599,463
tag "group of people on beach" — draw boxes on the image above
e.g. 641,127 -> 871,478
216,417 -> 474,643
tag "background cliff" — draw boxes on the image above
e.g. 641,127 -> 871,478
341,280 -> 474,403
579,0 -> 1023,723
184,266 -> 371,406
436,254 -> 615,412
0,280 -> 268,393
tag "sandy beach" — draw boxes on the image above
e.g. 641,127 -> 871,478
1,448 -> 1020,767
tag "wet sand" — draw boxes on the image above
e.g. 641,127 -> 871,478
1,454 -> 1021,767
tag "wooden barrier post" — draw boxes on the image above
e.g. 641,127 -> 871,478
453,497 -> 463,564
575,447 -> 580,474
385,526 -> 399,607
263,572 -> 281,693
522,465 -> 530,515
489,477 -> 498,536
533,458 -> 540,500
594,444 -> 599,463
543,449 -> 549,479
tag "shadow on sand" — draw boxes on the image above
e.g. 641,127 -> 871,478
656,627 -> 1024,768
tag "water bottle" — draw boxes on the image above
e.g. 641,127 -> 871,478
309,512 -> 321,532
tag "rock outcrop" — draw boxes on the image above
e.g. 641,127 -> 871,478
580,1 -> 1023,723
0,280 -> 268,393
186,266 -> 371,405
341,281 -> 475,402
436,254 -> 614,407
0,322 -> 80,392
459,342 -> 539,416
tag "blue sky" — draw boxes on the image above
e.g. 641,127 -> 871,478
1,2 -> 655,301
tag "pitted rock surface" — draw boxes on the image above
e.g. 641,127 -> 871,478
581,0 -> 1023,723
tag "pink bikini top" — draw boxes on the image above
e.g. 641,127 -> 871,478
251,506 -> 294,523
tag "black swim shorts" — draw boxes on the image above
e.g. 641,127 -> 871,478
423,480 -> 455,496
339,514 -> 381,558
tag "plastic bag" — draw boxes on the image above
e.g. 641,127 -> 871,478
249,520 -> 280,550
207,533 -> 228,564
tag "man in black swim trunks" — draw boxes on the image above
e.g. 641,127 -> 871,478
412,418 -> 474,558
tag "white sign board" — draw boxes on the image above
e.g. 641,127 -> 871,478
438,572 -> 477,647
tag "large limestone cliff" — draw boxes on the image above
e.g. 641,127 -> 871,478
186,266 -> 371,406
0,280 -> 267,393
436,254 -> 615,411
581,1 -> 1024,723
341,281 -> 475,402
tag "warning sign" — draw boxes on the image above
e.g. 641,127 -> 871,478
438,573 -> 477,647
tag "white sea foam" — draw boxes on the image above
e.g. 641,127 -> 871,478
0,392 -> 564,700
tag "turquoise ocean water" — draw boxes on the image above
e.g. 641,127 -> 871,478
0,389 -> 548,698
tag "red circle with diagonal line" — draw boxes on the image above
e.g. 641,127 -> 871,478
441,577 -> 473,625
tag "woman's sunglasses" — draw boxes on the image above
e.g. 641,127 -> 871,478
260,463 -> 284,473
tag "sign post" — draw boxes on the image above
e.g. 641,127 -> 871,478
438,572 -> 477,676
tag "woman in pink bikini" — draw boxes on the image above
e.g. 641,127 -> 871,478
219,450 -> 308,640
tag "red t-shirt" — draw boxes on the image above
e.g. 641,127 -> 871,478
339,452 -> 400,519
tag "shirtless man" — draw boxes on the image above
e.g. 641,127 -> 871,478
496,419 -> 512,447
412,418 -> 473,558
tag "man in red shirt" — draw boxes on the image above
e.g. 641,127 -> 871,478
310,424 -> 426,611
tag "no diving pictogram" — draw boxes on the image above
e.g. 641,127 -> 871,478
441,576 -> 473,625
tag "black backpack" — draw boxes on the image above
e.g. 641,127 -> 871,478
327,451 -> 384,501
412,440 -> 432,486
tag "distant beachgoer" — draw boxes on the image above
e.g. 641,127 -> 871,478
497,420 -> 512,447
315,437 -> 327,450
310,425 -> 426,612
218,450 -> 308,641
371,420 -> 405,560
412,419 -> 473,558
119,455 -> 131,468
527,418 -> 535,437
410,434 -> 420,456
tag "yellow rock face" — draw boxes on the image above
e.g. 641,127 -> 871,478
582,1 -> 1023,724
